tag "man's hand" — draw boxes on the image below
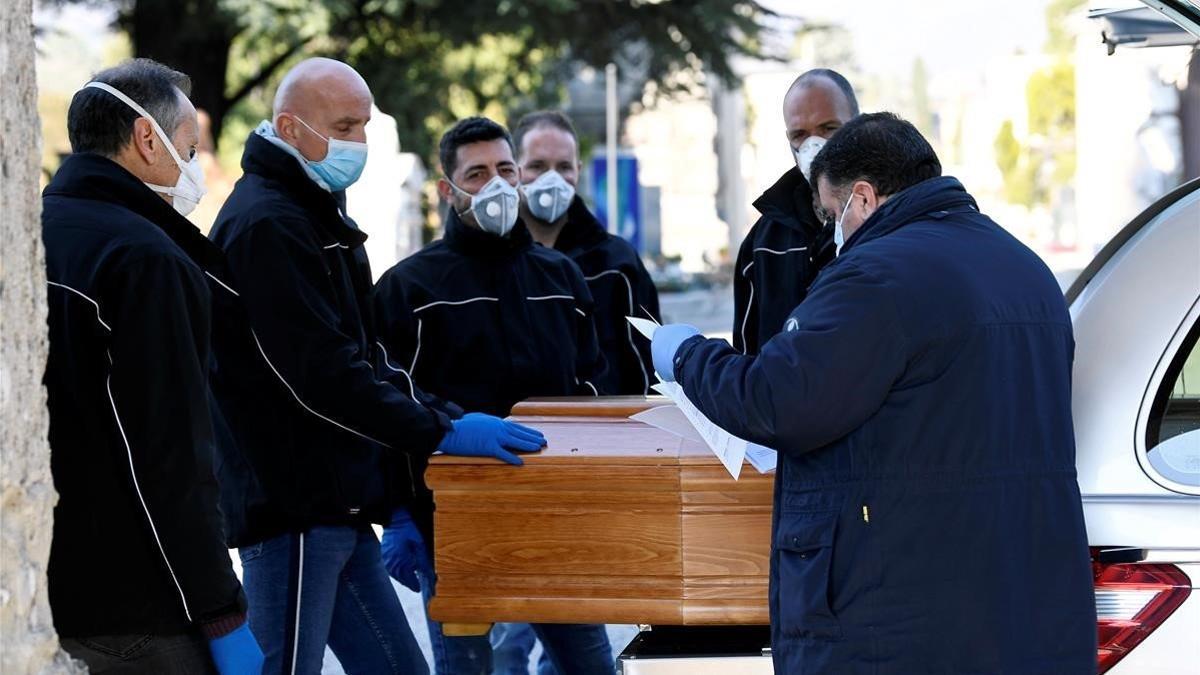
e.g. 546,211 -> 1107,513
436,412 -> 546,465
651,324 -> 701,382
380,508 -> 433,593
207,622 -> 264,675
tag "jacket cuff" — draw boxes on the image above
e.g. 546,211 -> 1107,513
199,611 -> 247,640
425,406 -> 454,455
673,335 -> 707,385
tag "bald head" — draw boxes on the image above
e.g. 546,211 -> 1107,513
272,58 -> 373,162
274,58 -> 370,118
783,68 -> 858,152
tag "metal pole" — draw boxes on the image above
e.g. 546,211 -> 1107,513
605,62 -> 618,235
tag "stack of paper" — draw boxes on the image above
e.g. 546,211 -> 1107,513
626,317 -> 778,479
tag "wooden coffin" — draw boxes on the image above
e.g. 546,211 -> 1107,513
425,397 -> 773,628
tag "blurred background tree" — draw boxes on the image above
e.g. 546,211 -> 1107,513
52,0 -> 776,170
993,0 -> 1084,227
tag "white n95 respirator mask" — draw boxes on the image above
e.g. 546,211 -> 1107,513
84,81 -> 207,216
793,136 -> 827,184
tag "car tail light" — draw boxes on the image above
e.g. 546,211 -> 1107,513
1093,553 -> 1191,673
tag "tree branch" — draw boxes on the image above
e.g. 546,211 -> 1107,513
225,36 -> 312,110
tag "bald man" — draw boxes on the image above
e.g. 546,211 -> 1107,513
208,58 -> 543,674
732,69 -> 859,355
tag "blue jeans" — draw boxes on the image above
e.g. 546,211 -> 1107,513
420,573 -> 613,675
239,525 -> 429,675
491,623 -> 558,675
60,632 -> 215,674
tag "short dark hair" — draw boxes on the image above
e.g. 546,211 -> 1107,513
512,110 -> 578,160
789,68 -> 860,117
67,58 -> 192,157
438,116 -> 515,178
810,112 -> 942,200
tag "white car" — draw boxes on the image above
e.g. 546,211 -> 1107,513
618,2 -> 1200,672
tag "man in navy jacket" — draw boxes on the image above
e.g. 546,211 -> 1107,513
652,113 -> 1096,674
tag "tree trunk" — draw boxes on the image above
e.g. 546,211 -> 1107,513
127,0 -> 238,149
0,1 -> 81,673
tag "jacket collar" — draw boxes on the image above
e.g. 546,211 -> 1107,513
443,206 -> 534,257
552,196 -> 608,255
240,132 -> 367,248
44,152 -> 224,270
752,166 -> 822,236
842,176 -> 979,254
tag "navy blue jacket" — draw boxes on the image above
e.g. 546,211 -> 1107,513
552,197 -> 661,394
209,133 -> 453,547
675,177 -> 1096,674
374,209 -> 608,420
42,153 -> 245,637
732,167 -> 835,355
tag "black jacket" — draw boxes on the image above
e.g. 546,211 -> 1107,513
551,197 -> 661,395
374,210 -> 608,419
42,153 -> 245,638
208,133 -> 453,547
732,167 -> 834,355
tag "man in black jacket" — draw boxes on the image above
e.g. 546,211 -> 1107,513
208,59 -> 543,675
514,110 -> 661,396
373,117 -> 613,675
43,59 -> 262,674
732,69 -> 859,354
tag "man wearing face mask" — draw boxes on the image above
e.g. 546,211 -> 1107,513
41,59 -> 263,673
373,116 -> 613,675
515,110 -> 661,396
733,68 -> 859,355
208,61 -> 543,674
650,113 -> 1095,674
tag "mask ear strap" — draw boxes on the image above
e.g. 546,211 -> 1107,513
85,81 -> 188,168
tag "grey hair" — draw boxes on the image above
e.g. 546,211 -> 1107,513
67,58 -> 192,157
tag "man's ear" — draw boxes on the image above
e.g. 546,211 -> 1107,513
859,180 -> 888,216
275,113 -> 298,143
437,178 -> 453,203
130,117 -> 159,165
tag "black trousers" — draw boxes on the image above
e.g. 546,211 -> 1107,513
60,631 -> 217,674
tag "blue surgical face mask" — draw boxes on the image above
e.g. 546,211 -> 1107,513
293,115 -> 368,191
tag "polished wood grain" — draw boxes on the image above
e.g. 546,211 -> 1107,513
427,397 -> 773,626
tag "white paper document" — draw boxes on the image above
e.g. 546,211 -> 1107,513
653,381 -> 754,479
629,404 -> 704,444
626,316 -> 659,341
625,315 -> 778,479
745,444 -> 778,473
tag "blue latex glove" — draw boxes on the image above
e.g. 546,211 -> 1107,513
208,622 -> 264,675
380,508 -> 432,593
651,324 -> 701,382
436,412 -> 546,465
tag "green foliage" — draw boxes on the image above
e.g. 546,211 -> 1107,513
992,0 -> 1085,211
1026,59 -> 1074,138
1045,0 -> 1087,56
328,0 -> 775,168
993,119 -> 1038,208
60,0 -> 777,174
